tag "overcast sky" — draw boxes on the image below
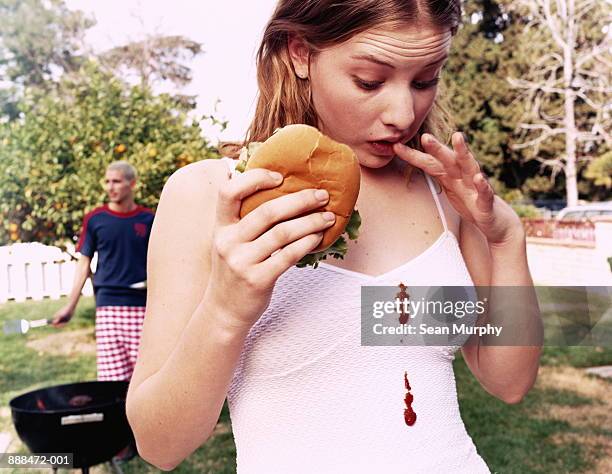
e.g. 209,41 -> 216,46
65,0 -> 279,142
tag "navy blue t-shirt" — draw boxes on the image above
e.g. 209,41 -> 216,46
76,204 -> 155,307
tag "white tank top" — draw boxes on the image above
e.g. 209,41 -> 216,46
221,157 -> 490,473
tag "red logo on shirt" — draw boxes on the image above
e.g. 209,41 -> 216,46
134,223 -> 147,237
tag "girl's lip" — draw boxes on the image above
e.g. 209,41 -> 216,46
367,140 -> 397,157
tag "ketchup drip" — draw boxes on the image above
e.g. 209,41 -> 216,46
403,371 -> 417,426
396,283 -> 410,325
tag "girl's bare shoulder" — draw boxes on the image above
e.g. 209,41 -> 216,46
163,158 -> 231,200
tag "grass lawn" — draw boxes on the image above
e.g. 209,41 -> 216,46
1,297 -> 610,473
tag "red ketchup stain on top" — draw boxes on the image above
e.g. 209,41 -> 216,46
396,283 -> 410,325
404,372 -> 417,426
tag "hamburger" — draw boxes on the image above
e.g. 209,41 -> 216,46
235,124 -> 361,268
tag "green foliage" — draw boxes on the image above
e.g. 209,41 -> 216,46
584,151 -> 612,189
296,210 -> 362,269
511,204 -> 543,218
0,0 -> 92,85
0,62 -> 219,247
504,188 -> 544,217
503,0 -> 611,203
447,1 -> 611,203
447,4 -> 509,161
99,34 -> 202,88
446,1 -> 542,195
0,0 -> 94,118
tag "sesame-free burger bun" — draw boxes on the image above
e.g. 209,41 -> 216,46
239,124 -> 361,252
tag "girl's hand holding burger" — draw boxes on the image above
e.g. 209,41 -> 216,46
205,125 -> 361,333
205,167 -> 335,332
394,132 -> 525,248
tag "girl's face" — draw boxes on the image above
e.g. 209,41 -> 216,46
289,22 -> 452,169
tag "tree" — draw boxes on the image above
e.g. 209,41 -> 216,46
446,1 -> 535,200
0,62 -> 219,247
446,1 -> 611,205
506,0 -> 611,206
0,0 -> 94,118
99,34 -> 202,88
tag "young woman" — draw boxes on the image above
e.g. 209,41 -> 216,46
126,1 -> 542,471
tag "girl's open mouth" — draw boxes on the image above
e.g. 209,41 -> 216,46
368,140 -> 397,157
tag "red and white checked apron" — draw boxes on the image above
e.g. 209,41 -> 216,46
95,306 -> 145,381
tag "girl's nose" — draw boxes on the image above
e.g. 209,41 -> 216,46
381,88 -> 415,132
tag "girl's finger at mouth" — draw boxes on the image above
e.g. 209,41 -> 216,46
421,134 -> 461,178
394,143 -> 445,175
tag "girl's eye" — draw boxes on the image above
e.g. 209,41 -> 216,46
354,77 -> 441,92
413,77 -> 441,90
355,79 -> 382,91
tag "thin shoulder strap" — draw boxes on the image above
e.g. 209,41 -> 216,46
424,174 -> 449,232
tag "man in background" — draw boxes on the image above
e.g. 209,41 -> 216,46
52,161 -> 154,382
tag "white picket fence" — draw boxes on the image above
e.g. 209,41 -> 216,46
2,218 -> 611,302
0,243 -> 94,303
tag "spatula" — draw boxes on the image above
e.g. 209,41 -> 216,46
3,318 -> 53,335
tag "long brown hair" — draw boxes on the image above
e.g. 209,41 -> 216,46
221,0 -> 461,159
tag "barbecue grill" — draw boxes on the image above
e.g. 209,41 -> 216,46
9,381 -> 134,473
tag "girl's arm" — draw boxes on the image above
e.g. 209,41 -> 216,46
393,132 -> 543,404
459,219 -> 542,403
126,161 -> 249,470
127,159 -> 334,470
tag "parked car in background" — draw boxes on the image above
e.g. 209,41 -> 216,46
555,202 -> 612,221
546,202 -> 611,241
